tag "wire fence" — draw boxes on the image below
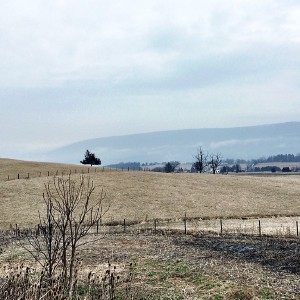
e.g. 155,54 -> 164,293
95,216 -> 300,237
0,166 -> 155,182
3,215 -> 300,239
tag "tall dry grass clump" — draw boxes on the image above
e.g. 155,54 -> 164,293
0,261 -> 134,300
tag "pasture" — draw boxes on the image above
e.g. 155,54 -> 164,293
1,158 -> 300,229
1,158 -> 300,299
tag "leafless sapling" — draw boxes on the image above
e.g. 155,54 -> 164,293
22,175 -> 110,297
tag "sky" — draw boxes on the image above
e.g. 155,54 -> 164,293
0,0 -> 300,159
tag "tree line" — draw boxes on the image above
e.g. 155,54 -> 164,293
224,153 -> 300,165
258,153 -> 300,163
80,148 -> 300,173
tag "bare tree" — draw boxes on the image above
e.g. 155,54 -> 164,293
193,147 -> 208,173
22,175 -> 110,297
209,153 -> 222,174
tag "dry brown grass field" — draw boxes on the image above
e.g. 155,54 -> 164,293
1,159 -> 300,299
1,158 -> 300,230
0,158 -> 92,181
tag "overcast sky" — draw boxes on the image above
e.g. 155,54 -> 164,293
1,0 -> 300,159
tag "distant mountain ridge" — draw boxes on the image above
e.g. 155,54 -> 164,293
43,122 -> 300,165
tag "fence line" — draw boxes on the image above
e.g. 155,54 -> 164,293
5,215 -> 300,239
1,166 -> 150,182
97,217 -> 300,237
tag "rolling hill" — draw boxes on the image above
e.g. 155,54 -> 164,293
1,158 -> 300,230
42,122 -> 300,165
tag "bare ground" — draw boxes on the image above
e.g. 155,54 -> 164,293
1,231 -> 300,299
71,232 -> 300,299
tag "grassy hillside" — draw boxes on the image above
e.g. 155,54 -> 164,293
1,159 -> 300,229
0,158 -> 93,181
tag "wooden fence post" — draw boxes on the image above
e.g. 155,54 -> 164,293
96,220 -> 99,234
123,219 -> 126,232
7,175 -> 9,181
184,212 -> 187,235
258,220 -> 261,236
18,173 -> 19,179
220,219 -> 223,235
296,221 -> 299,237
154,219 -> 157,234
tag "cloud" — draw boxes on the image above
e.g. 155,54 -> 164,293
1,0 -> 299,88
0,0 -> 300,158
209,138 -> 265,150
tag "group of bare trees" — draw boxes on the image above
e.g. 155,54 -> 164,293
193,147 -> 222,174
160,148 -> 222,174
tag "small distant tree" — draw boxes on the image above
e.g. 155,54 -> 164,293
234,164 -> 242,173
209,153 -> 222,174
193,147 -> 208,173
220,165 -> 228,174
80,149 -> 101,167
164,161 -> 180,173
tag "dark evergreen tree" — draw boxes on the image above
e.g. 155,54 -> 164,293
164,161 -> 180,173
234,164 -> 242,173
80,150 -> 101,166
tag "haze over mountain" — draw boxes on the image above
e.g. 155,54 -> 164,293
41,122 -> 300,165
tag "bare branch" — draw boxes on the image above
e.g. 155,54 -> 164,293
20,175 -> 109,297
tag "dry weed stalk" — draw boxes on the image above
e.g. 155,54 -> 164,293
0,261 -> 133,300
